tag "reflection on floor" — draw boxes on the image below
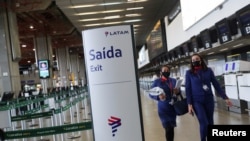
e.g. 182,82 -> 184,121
9,88 -> 250,141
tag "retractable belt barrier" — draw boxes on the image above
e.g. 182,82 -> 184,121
0,87 -> 92,140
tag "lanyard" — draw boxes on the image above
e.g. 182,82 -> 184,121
196,71 -> 205,84
165,79 -> 173,95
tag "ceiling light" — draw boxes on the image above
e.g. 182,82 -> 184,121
69,4 -> 96,8
232,43 -> 244,48
208,52 -> 214,55
127,7 -> 144,10
219,48 -> 228,51
104,21 -> 122,25
127,0 -> 148,3
29,25 -> 34,29
100,2 -> 122,6
21,44 -> 27,47
84,23 -> 103,27
125,14 -> 141,17
76,9 -> 124,16
69,0 -> 147,9
79,18 -> 100,22
124,19 -> 142,23
133,25 -> 141,27
85,21 -> 123,27
104,15 -> 120,19
227,54 -> 240,58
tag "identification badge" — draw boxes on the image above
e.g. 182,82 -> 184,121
203,84 -> 209,91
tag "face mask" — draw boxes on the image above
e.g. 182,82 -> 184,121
192,61 -> 201,67
162,72 -> 170,78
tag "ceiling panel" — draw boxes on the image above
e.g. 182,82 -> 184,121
13,0 -> 177,67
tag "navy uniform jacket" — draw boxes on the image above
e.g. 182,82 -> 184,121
149,77 -> 177,128
185,67 -> 228,105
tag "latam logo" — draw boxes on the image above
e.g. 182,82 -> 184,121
105,30 -> 129,37
108,116 -> 122,137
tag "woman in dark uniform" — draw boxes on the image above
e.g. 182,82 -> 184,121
149,65 -> 180,141
185,53 -> 232,141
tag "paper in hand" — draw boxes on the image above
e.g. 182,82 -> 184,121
175,79 -> 183,89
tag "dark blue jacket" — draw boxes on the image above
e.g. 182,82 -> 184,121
149,77 -> 177,128
185,67 -> 228,105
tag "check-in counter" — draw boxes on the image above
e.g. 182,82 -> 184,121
224,73 -> 248,114
238,73 -> 250,115
213,75 -> 228,111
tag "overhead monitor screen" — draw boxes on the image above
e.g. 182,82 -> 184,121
38,59 -> 50,79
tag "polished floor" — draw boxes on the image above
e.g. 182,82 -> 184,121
7,88 -> 250,141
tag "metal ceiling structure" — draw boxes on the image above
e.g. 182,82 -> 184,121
10,0 -> 177,67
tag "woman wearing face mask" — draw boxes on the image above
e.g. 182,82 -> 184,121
149,65 -> 180,141
185,53 -> 233,141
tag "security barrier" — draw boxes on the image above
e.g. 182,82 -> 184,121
0,87 -> 92,141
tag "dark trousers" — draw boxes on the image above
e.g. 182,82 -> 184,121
193,96 -> 214,141
164,126 -> 174,141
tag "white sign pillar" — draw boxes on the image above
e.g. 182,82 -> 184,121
82,25 -> 144,141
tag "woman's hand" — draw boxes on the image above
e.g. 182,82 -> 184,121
188,104 -> 195,116
159,93 -> 166,101
173,88 -> 180,95
225,99 -> 233,107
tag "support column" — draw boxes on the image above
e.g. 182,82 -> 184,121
56,47 -> 86,88
0,0 -> 21,97
56,47 -> 70,88
34,35 -> 53,93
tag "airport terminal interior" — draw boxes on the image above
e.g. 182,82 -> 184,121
0,0 -> 250,141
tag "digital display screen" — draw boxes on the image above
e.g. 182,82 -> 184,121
38,60 -> 50,79
237,4 -> 250,36
164,54 -> 169,62
217,23 -> 229,34
173,49 -> 178,58
200,29 -> 212,48
216,19 -> 232,43
168,52 -> 173,61
190,37 -> 198,52
147,20 -> 167,60
182,42 -> 192,54
177,46 -> 184,56
239,11 -> 250,25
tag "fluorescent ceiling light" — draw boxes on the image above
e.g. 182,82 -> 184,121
104,15 -> 120,19
207,52 -> 214,55
227,54 -> 240,58
76,10 -> 124,16
232,43 -> 244,48
84,21 -> 122,27
125,14 -> 141,17
124,19 -> 142,23
79,16 -> 121,22
104,21 -> 123,25
79,18 -> 100,22
69,0 -> 147,9
100,2 -> 122,6
127,7 -> 144,10
133,25 -> 141,27
70,4 -> 96,8
219,48 -> 228,51
128,0 -> 148,3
